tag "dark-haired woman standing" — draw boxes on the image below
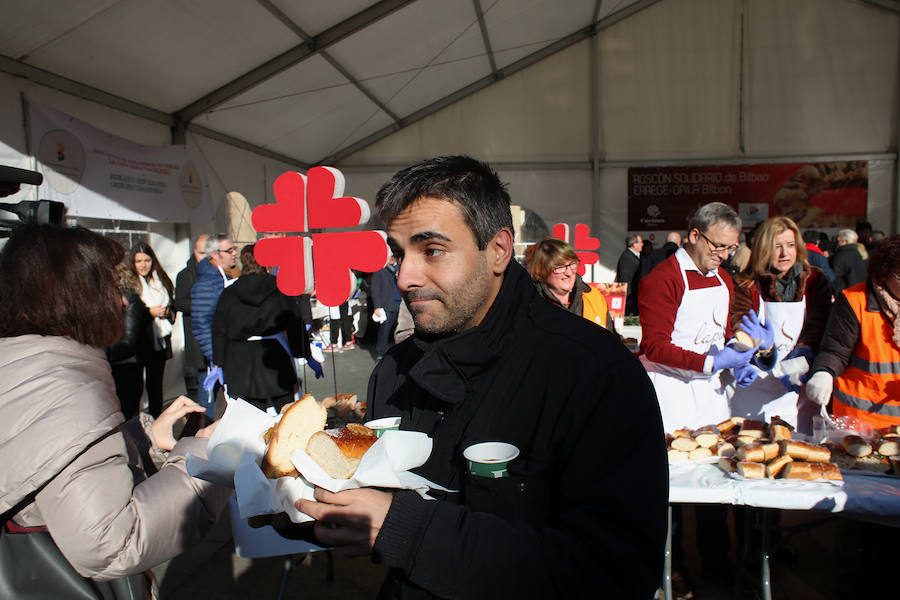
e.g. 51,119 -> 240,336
128,242 -> 175,416
0,224 -> 228,596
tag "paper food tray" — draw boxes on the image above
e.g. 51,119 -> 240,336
668,456 -> 721,468
228,495 -> 325,558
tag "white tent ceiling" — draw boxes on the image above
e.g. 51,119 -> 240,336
0,0 -> 673,169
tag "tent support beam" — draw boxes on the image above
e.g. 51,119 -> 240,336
318,0 -> 663,165
189,124 -> 311,169
174,0 -> 415,123
0,54 -> 173,126
473,0 -> 498,76
591,0 -> 603,240
256,0 -> 401,124
862,0 -> 900,15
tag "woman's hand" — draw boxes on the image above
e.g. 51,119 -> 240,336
196,420 -> 220,439
151,395 -> 208,451
149,304 -> 167,318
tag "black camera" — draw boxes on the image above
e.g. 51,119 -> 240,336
0,165 -> 66,236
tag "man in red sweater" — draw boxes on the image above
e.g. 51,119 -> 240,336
638,202 -> 763,591
639,202 -> 760,432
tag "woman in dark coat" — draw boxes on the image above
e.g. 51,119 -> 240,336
106,262 -> 155,418
211,245 -> 308,412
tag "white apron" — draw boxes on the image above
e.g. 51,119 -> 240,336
729,291 -> 806,428
640,258 -> 731,433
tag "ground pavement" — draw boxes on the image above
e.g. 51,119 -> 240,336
153,334 -> 888,600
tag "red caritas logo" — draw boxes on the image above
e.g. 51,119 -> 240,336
552,223 -> 599,276
252,166 -> 389,306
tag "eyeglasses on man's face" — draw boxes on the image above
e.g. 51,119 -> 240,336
698,231 -> 738,256
551,260 -> 579,275
217,246 -> 236,254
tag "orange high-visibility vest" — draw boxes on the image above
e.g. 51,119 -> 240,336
832,282 -> 900,430
582,286 -> 608,328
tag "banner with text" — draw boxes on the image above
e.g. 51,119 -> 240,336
28,102 -> 212,223
628,162 -> 867,231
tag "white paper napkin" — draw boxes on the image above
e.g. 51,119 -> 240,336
291,430 -> 452,496
188,398 -> 450,524
185,396 -> 272,487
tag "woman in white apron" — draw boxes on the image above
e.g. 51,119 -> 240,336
728,217 -> 834,429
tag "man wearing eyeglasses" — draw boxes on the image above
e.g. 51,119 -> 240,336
638,202 -> 758,430
190,234 -> 238,419
637,202 -> 759,589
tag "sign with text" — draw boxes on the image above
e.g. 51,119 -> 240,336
628,162 -> 867,231
28,102 -> 212,223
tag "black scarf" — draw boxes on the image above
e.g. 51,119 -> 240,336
770,263 -> 803,302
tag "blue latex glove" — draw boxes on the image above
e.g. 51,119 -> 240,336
740,309 -> 775,353
783,345 -> 814,364
778,346 -> 813,393
712,345 -> 755,372
779,374 -> 801,394
307,356 -> 324,379
203,367 -> 223,391
733,363 -> 758,388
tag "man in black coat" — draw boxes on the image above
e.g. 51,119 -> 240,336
615,232 -> 644,315
211,246 -> 307,413
370,256 -> 402,360
830,228 -> 868,296
643,231 -> 682,276
296,156 -> 668,600
174,234 -> 208,402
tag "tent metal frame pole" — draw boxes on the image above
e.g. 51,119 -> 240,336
591,15 -> 601,239
342,153 -> 896,173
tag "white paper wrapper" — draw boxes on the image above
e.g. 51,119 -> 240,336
188,398 -> 450,525
228,495 -> 324,558
668,455 -> 721,468
291,430 -> 453,495
185,397 -> 272,487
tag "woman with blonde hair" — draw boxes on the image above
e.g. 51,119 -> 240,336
728,216 -> 833,428
128,241 -> 175,417
524,237 -> 611,329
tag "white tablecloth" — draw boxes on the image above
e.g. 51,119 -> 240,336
670,463 -> 900,526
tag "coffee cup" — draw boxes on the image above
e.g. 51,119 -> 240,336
463,442 -> 519,478
364,416 -> 402,438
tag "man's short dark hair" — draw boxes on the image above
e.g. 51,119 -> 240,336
625,233 -> 641,248
375,155 -> 514,250
0,224 -> 124,347
802,229 -> 820,245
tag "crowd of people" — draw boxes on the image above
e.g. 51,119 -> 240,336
0,155 -> 898,599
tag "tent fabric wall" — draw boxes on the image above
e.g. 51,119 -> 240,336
1,0 -> 898,250
597,0 -> 742,160
0,0 -> 897,406
745,0 -> 898,155
344,0 -> 897,235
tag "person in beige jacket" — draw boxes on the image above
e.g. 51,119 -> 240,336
0,224 -> 230,597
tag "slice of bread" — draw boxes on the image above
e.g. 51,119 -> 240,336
261,394 -> 327,478
306,424 -> 377,479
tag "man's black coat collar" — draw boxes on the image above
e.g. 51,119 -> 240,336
407,260 -> 533,405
